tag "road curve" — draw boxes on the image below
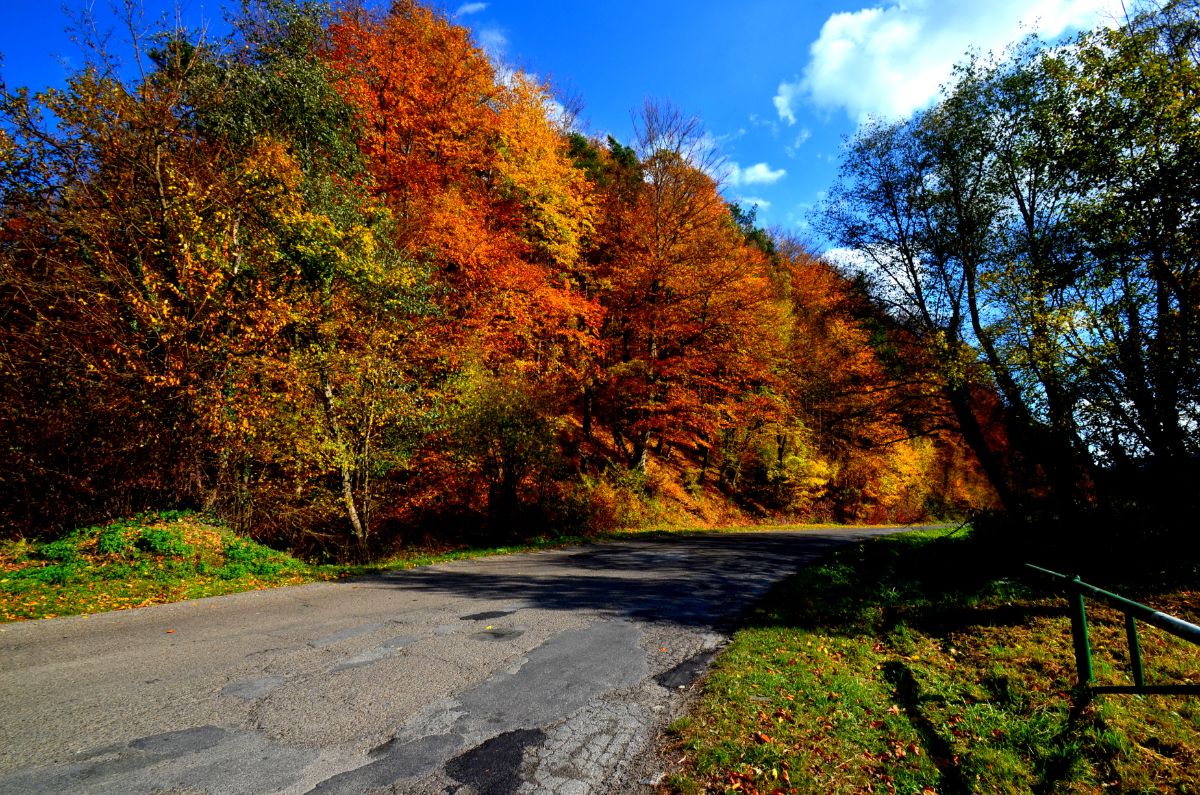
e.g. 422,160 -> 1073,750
0,527 -> 908,794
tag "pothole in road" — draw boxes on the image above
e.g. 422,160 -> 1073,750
445,727 -> 546,795
382,635 -> 417,649
655,650 -> 718,689
332,647 -> 395,672
471,627 -> 525,641
307,623 -> 383,649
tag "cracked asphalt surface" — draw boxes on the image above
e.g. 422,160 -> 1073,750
0,528 -> 907,794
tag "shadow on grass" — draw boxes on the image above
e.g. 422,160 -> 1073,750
739,531 -> 1107,792
1031,695 -> 1097,795
750,532 -> 1064,640
667,526 -> 1200,794
882,661 -> 972,795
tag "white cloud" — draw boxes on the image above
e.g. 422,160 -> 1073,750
454,2 -> 488,17
785,128 -> 812,158
736,196 -> 772,210
748,112 -> 781,137
773,83 -> 802,126
776,0 -> 1126,124
727,161 -> 787,187
717,127 -> 748,145
476,27 -> 508,61
822,247 -> 869,272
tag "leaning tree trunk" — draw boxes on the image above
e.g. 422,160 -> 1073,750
319,368 -> 367,560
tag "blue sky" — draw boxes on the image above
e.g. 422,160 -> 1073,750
1,0 -> 1127,243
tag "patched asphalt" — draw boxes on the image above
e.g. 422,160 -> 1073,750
0,527 -> 910,794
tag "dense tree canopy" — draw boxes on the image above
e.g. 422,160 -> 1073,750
822,0 -> 1199,530
30,0 -> 1195,555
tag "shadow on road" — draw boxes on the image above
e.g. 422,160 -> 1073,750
353,532 -> 890,629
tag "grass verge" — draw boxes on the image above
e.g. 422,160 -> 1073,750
661,528 -> 1200,794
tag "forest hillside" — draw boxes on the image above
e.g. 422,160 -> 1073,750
2,0 -> 1194,561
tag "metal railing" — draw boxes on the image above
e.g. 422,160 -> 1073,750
1025,564 -> 1200,696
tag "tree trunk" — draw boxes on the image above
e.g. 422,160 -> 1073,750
319,368 -> 367,559
630,430 -> 650,471
581,385 -> 593,439
945,384 -> 1020,514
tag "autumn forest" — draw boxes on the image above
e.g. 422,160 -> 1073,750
1,0 -> 1196,559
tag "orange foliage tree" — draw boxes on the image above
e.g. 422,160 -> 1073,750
325,1 -> 601,528
773,241 -> 995,521
325,1 -> 597,370
578,105 -> 785,472
1,0 -> 999,547
1,49 -> 302,529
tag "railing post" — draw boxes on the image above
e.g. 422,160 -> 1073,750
1125,613 -> 1145,688
1070,576 -> 1093,687
1026,563 -> 1200,697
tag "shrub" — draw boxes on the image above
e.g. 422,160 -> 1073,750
37,538 -> 80,562
96,526 -> 134,556
219,538 -> 290,578
134,528 -> 193,557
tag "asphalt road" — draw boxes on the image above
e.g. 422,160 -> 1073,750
0,527 -> 908,794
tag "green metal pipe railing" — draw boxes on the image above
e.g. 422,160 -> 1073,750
1025,564 -> 1200,696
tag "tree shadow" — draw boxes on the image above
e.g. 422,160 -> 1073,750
1031,694 -> 1096,795
743,532 -> 1067,641
882,661 -> 972,795
346,531 -> 896,630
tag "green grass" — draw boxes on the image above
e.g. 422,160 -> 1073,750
662,529 -> 1200,794
0,512 -> 351,621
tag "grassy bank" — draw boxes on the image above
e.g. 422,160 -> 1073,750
0,512 -> 345,621
662,529 -> 1200,794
